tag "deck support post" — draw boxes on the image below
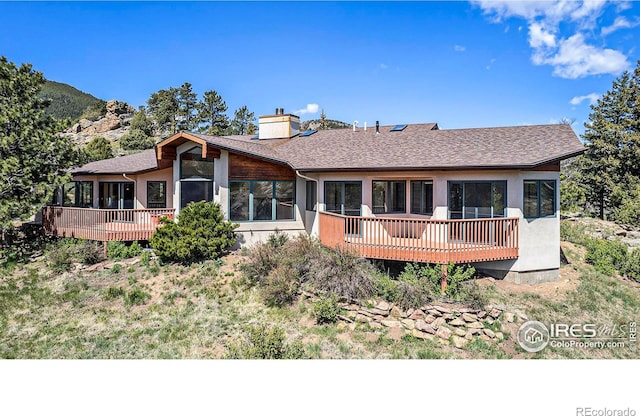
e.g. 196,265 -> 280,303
440,263 -> 448,295
103,241 -> 108,258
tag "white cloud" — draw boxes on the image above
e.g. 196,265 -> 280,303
473,0 -> 631,79
602,16 -> 638,35
539,33 -> 629,78
379,63 -> 388,70
454,45 -> 466,52
528,22 -> 556,48
486,58 -> 496,70
570,93 -> 601,106
294,103 -> 319,115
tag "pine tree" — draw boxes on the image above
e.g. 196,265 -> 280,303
228,105 -> 256,135
147,87 -> 179,135
84,136 -> 114,162
0,56 -> 78,228
130,106 -> 154,137
319,109 -> 328,130
177,82 -> 198,131
196,90 -> 229,135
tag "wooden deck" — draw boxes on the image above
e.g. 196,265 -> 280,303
318,211 -> 519,264
42,207 -> 175,242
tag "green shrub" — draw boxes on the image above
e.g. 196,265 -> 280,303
77,240 -> 104,265
305,246 -> 376,302
46,244 -> 75,274
1,223 -> 52,264
128,240 -> 142,257
267,230 -> 289,248
107,241 -> 128,261
119,129 -> 155,151
261,265 -> 299,307
313,294 -> 342,324
227,324 -> 306,359
125,286 -> 151,306
140,251 -> 151,267
373,272 -> 400,304
150,201 -> 238,263
238,241 -> 281,285
104,286 -> 125,300
110,264 -> 122,274
560,221 -> 590,245
585,239 -> 627,275
621,248 -> 640,280
459,280 -> 488,310
444,262 -> 477,301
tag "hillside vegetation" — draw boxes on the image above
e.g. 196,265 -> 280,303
39,80 -> 105,122
1,221 -> 637,359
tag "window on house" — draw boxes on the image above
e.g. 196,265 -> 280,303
57,181 -> 93,207
372,181 -> 406,214
448,181 -> 506,219
179,146 -> 214,209
229,180 -> 295,221
325,181 -> 362,216
524,180 -> 556,218
306,181 -> 317,211
99,182 -> 134,209
147,181 -> 167,209
410,180 -> 433,215
180,146 -> 214,179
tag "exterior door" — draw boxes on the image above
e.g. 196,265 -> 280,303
324,181 -> 362,235
99,182 -> 134,209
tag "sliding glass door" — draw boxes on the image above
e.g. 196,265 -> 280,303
448,181 -> 506,219
99,182 -> 134,209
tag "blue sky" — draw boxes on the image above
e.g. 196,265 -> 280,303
1,1 -> 638,136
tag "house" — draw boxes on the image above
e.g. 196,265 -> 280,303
42,109 -> 585,283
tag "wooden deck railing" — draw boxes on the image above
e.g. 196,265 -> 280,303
41,207 -> 176,242
318,211 -> 519,264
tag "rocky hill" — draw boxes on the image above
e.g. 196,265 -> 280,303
62,100 -> 135,146
301,118 -> 351,131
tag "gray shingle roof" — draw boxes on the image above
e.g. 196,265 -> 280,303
71,148 -> 159,174
71,123 -> 584,175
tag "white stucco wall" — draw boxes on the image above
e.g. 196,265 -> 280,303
307,169 -> 561,275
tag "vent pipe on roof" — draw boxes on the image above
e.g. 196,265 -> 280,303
275,107 -> 285,115
375,121 -> 380,135
353,120 -> 358,132
364,122 -> 367,132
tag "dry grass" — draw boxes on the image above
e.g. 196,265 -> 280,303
1,236 -> 638,359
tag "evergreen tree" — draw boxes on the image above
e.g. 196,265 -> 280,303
120,129 -> 155,151
319,109 -> 328,130
196,90 -> 229,135
130,106 -> 154,137
84,136 -> 114,162
177,82 -> 198,131
579,66 -> 640,219
0,56 -> 78,228
147,87 -> 179,135
228,105 -> 256,135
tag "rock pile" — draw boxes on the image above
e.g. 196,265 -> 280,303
336,299 -> 525,349
63,100 -> 135,145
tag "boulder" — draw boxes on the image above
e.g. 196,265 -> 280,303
452,335 -> 468,349
415,320 -> 436,335
106,99 -> 135,115
489,308 -> 502,319
424,314 -> 436,324
433,305 -> 452,314
374,300 -> 390,311
465,321 -> 484,329
454,328 -> 467,337
462,313 -> 477,322
79,118 -> 93,129
431,317 -> 446,329
436,326 -> 452,340
483,328 -> 496,339
448,318 -> 466,327
390,305 -> 402,318
409,309 -> 426,320
411,329 -> 434,340
401,319 -> 415,330
381,319 -> 402,328
504,312 -> 515,323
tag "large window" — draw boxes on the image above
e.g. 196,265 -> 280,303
99,182 -> 134,209
306,180 -> 317,211
180,147 -> 214,179
54,181 -> 93,207
372,181 -> 405,214
448,181 -> 506,219
147,181 -> 167,209
180,146 -> 214,209
229,180 -> 295,222
325,181 -> 362,216
410,180 -> 433,215
524,180 -> 556,218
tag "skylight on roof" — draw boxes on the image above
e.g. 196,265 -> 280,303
390,124 -> 407,132
300,130 -> 317,137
